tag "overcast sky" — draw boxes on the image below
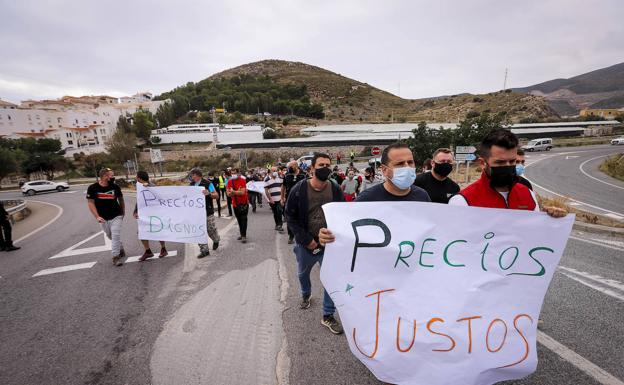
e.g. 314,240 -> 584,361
1,0 -> 622,103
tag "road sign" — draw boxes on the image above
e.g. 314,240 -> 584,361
455,145 -> 476,154
455,153 -> 477,162
371,147 -> 381,156
150,148 -> 164,163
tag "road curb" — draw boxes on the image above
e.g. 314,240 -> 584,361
573,221 -> 624,237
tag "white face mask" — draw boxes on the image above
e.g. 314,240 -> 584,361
231,174 -> 239,180
272,172 -> 278,178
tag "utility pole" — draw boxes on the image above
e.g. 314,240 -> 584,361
503,68 -> 508,91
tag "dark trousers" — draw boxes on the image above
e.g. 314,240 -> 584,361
234,205 -> 248,237
214,197 -> 221,217
0,219 -> 13,247
219,187 -> 227,201
226,196 -> 233,216
249,192 -> 262,211
269,202 -> 283,226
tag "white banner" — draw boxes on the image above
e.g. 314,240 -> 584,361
246,180 -> 270,201
136,183 -> 208,244
320,202 -> 574,385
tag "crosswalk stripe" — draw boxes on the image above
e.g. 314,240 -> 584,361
32,262 -> 97,277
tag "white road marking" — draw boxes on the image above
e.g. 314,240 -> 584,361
579,154 -> 624,191
605,213 -> 624,220
32,262 -> 97,277
559,272 -> 624,302
125,250 -> 178,263
14,200 -> 64,245
560,266 -> 624,292
527,178 -> 624,217
50,231 -> 111,259
60,190 -> 78,194
537,331 -> 624,385
525,151 -> 624,217
568,202 -> 581,206
569,236 -> 624,252
566,155 -> 580,159
591,238 -> 624,248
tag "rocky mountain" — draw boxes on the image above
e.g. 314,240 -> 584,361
512,62 -> 624,116
162,59 -> 560,123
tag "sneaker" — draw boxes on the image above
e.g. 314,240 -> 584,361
237,236 -> 243,241
299,295 -> 311,309
276,225 -> 284,232
159,248 -> 168,258
241,236 -> 247,243
112,256 -> 123,266
4,245 -> 20,252
138,250 -> 154,262
321,315 -> 344,335
197,251 -> 209,259
212,242 -> 219,250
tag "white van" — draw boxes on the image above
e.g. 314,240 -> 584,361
522,138 -> 553,152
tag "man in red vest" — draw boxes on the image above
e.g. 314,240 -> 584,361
449,129 -> 566,218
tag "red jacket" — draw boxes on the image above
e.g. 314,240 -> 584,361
227,178 -> 249,207
459,172 -> 536,210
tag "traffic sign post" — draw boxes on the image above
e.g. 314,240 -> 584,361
454,146 -> 477,184
371,147 -> 381,176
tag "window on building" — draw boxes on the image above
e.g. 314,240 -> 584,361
67,140 -> 73,145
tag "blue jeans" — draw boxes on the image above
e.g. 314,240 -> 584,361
294,243 -> 335,316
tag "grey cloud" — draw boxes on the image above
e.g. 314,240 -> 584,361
1,0 -> 622,103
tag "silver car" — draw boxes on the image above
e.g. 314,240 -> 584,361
522,138 -> 553,152
21,180 -> 70,196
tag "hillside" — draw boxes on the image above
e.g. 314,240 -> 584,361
513,62 -> 624,115
158,59 -> 559,123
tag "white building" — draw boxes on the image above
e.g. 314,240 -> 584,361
150,123 -> 264,144
0,94 -> 168,157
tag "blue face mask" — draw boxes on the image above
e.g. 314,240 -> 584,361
390,167 -> 416,190
516,164 -> 525,176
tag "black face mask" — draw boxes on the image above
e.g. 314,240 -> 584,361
315,167 -> 331,181
109,177 -> 116,185
487,165 -> 517,188
433,162 -> 453,178
288,167 -> 295,174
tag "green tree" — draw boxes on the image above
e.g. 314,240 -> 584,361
116,115 -> 133,134
132,110 -> 156,141
155,102 -> 175,128
406,122 -> 454,170
0,148 -> 19,184
107,130 -> 138,167
22,152 -> 67,180
453,111 -> 507,149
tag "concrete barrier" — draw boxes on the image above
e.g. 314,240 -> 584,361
3,199 -> 30,224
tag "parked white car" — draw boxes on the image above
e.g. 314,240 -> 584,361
522,138 -> 553,152
21,180 -> 69,196
610,136 -> 624,145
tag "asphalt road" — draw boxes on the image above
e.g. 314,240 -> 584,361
1,150 -> 623,385
524,144 -> 624,219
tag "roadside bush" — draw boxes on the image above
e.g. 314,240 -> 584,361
599,154 -> 624,181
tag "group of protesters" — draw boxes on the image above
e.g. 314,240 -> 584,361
85,128 -> 566,334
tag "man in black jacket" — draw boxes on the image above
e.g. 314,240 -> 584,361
285,152 -> 344,335
0,201 -> 20,251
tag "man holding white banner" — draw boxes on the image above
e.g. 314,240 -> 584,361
319,201 -> 574,385
189,169 -> 220,258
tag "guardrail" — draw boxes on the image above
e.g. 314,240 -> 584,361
2,199 -> 27,224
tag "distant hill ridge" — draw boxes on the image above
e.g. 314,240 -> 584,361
512,62 -> 624,115
159,59 -> 559,122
